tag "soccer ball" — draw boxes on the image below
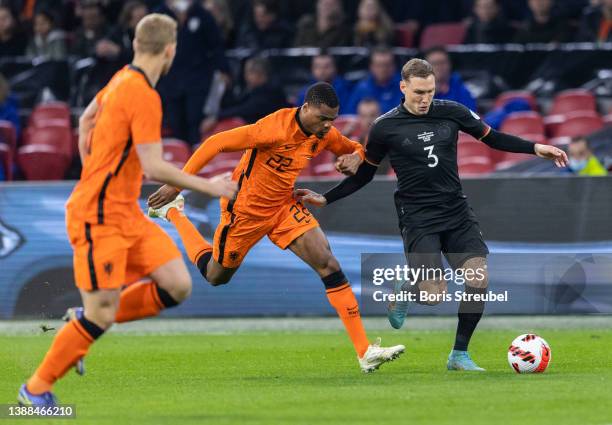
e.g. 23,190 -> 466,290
507,334 -> 551,373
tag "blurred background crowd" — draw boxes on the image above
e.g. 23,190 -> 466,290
0,0 -> 611,181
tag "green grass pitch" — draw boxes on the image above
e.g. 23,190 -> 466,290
2,326 -> 611,425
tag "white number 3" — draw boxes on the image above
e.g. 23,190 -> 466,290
424,145 -> 438,168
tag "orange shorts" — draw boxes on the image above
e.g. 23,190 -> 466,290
67,217 -> 182,291
213,200 -> 319,268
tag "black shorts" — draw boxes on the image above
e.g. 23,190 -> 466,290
401,219 -> 489,273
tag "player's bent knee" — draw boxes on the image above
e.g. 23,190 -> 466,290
461,256 -> 489,289
418,279 -> 447,306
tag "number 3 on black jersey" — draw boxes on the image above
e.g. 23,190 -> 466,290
423,145 -> 438,168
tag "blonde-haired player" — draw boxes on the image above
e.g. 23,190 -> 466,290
18,14 -> 237,406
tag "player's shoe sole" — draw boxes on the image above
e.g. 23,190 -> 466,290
17,384 -> 58,407
62,307 -> 85,376
358,337 -> 406,373
148,194 -> 185,222
446,350 -> 485,371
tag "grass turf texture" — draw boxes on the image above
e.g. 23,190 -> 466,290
1,328 -> 611,425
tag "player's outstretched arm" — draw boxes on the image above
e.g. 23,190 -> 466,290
77,98 -> 99,164
481,129 -> 568,167
136,143 -> 238,199
295,160 -> 377,207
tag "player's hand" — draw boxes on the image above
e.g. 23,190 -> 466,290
206,172 -> 238,199
148,184 -> 180,209
294,188 -> 327,207
534,144 -> 568,168
335,152 -> 363,176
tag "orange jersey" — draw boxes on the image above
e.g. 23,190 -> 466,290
183,107 -> 365,216
66,65 -> 161,229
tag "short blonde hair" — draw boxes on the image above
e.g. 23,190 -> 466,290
134,13 -> 177,55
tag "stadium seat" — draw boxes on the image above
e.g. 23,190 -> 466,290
334,115 -> 360,138
494,91 -> 538,111
202,117 -> 246,140
549,136 -> 571,146
17,144 -> 71,180
458,157 -> 494,176
0,143 -> 11,180
200,151 -> 243,177
419,22 -> 467,49
0,120 -> 17,152
495,151 -> 533,170
549,89 -> 596,116
309,150 -> 342,178
23,124 -> 74,157
395,23 -> 416,47
500,111 -> 545,136
28,102 -> 71,128
457,142 -> 490,161
162,138 -> 192,169
519,133 -> 547,145
551,111 -> 604,138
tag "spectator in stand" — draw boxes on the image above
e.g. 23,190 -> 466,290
346,47 -> 402,114
235,0 -> 293,49
157,0 -> 229,145
576,0 -> 612,42
25,9 -> 67,60
200,56 -> 287,134
424,46 -> 476,111
340,97 -> 380,143
203,0 -> 235,48
95,1 -> 148,65
0,5 -> 26,56
353,0 -> 394,47
71,2 -> 109,58
464,0 -> 515,44
567,137 -> 608,176
295,53 -> 351,114
514,0 -> 571,43
0,73 -> 20,138
294,0 -> 351,48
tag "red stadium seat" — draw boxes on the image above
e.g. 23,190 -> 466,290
419,22 -> 467,49
549,89 -> 596,116
395,23 -> 416,47
309,150 -> 342,178
519,133 -> 547,145
0,143 -> 11,180
551,111 -> 604,138
334,115 -> 360,137
500,111 -> 545,136
17,144 -> 71,180
495,151 -> 533,170
162,138 -> 191,169
549,136 -> 571,146
28,102 -> 71,128
23,124 -> 74,157
0,120 -> 17,153
494,91 -> 538,111
457,142 -> 490,161
200,151 -> 243,177
203,117 -> 246,140
459,157 -> 494,176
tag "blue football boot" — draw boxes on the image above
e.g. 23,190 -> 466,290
17,384 -> 58,407
446,350 -> 485,371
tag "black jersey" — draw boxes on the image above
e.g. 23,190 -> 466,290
365,99 -> 490,232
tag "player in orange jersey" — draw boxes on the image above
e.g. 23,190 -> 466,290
148,82 -> 405,373
18,14 -> 237,407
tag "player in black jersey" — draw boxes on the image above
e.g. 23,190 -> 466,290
295,58 -> 567,371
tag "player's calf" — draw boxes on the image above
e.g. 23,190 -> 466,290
418,279 -> 448,306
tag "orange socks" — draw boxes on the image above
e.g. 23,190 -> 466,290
115,280 -> 177,323
167,208 -> 212,265
325,280 -> 370,358
27,316 -> 104,394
